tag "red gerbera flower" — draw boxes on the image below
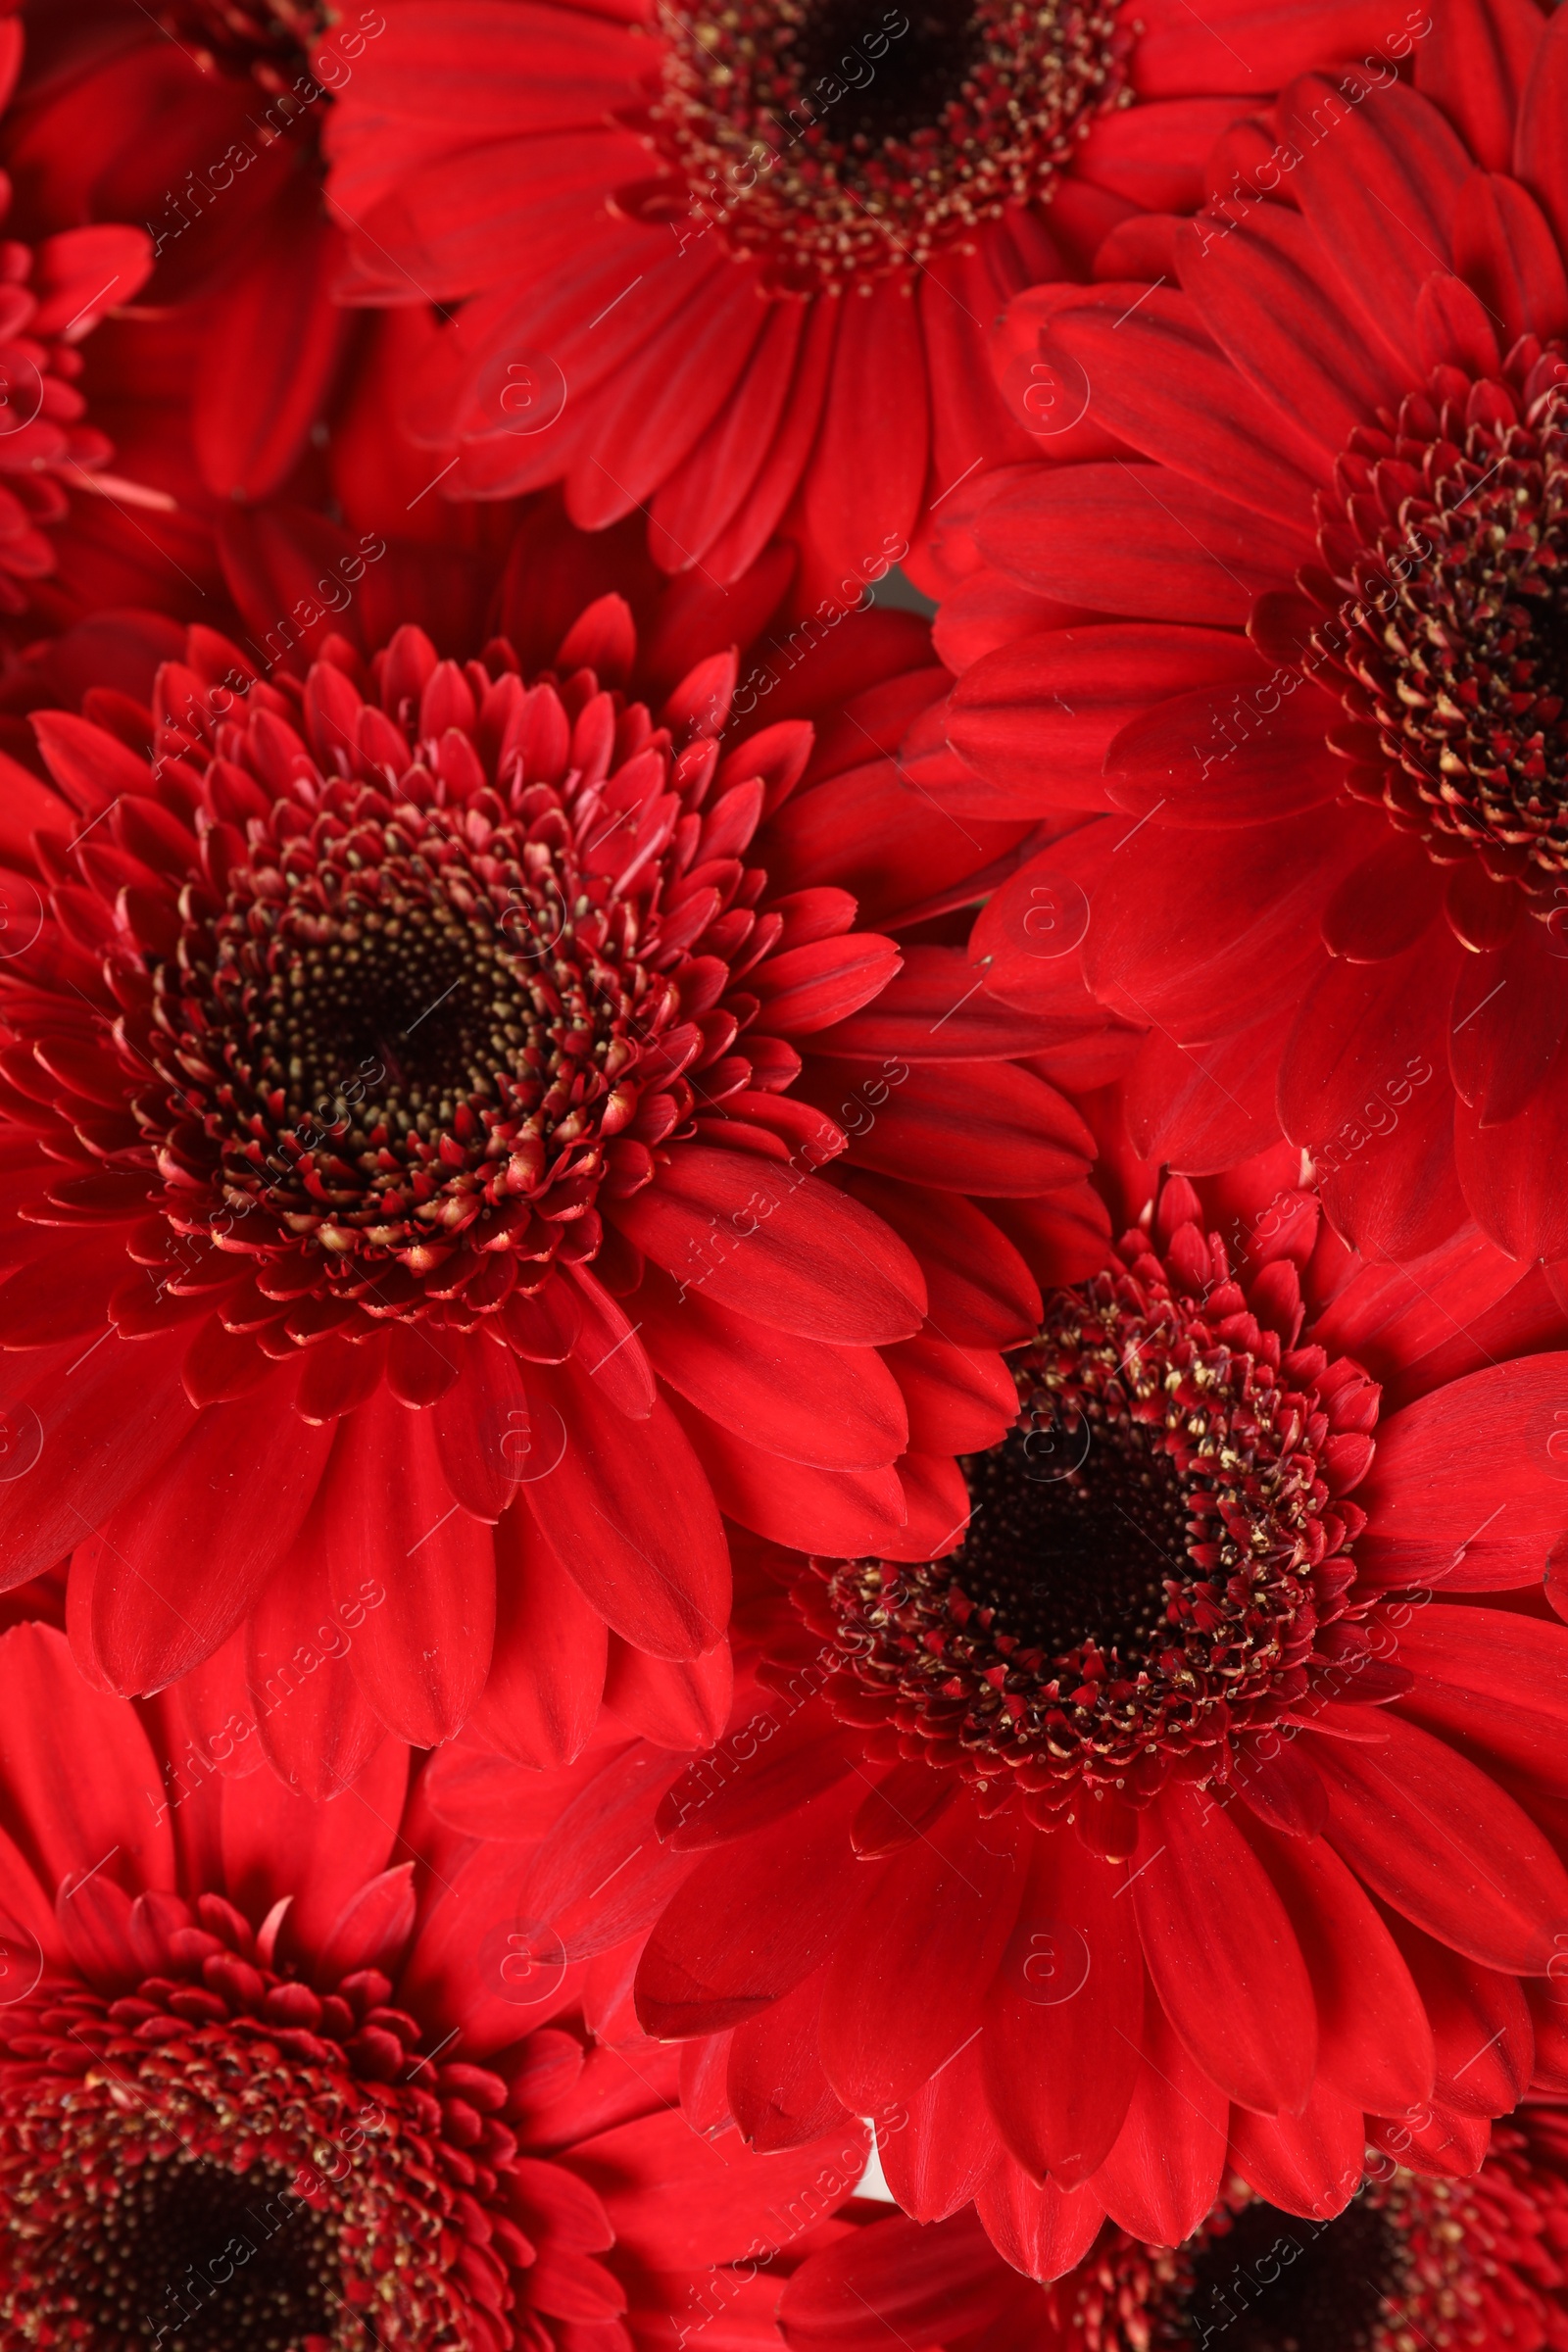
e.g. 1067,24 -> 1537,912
319,0 -> 1409,606
779,2117 -> 1568,2341
941,0 -> 1568,1265
10,0 -> 361,508
0,545 -> 1106,1790
477,1143 -> 1568,2268
0,1620 -> 865,2351
0,11 -> 153,639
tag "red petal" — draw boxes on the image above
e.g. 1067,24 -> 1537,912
779,2208 -> 1022,2352
1309,1714 -> 1568,1973
884,1336 -> 1017,1455
749,934 -> 903,1038
803,1057 -> 1095,1198
321,1389 -> 496,1744
431,1332 -> 532,1522
667,1390 -> 913,1558
1386,1917 -> 1533,2120
1228,2080 -> 1366,2221
639,1264 -> 906,1471
799,272 -> 928,599
973,2156 -> 1104,2284
819,1802 -> 1024,2108
601,1635 -> 731,1752
1395,1603 -> 1568,1793
1356,1357 -> 1568,1591
465,1508 -> 608,1769
0,1621 -> 174,1895
727,1966 -> 852,2154
636,1777 -> 865,2036
611,1143 -> 925,1344
524,1363 -> 730,1659
1237,1812 -> 1434,2116
1132,1782 -> 1316,2115
1284,73 -> 1468,363
194,199 -> 348,498
1515,4 -> 1568,255
1090,1991 -> 1228,2244
981,1832 -> 1143,2188
79,1379 -> 333,1692
1418,0 -> 1544,170
564,2108 -> 867,2272
880,2034 -> 1004,2224
516,1740 -> 697,1963
838,1175 -> 1041,1347
976,460 -> 1307,624
244,1513 -> 391,1803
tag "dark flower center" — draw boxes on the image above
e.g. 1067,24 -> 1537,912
1316,344 -> 1568,884
113,642 -> 714,1307
1172,2194 -> 1399,2352
177,2 -> 329,90
806,1250 -> 1352,1819
646,0 -> 1128,288
0,1935 -> 525,2349
163,793 -> 649,1270
788,0 -> 985,144
46,2152 -> 338,2352
956,1415 -> 1189,1660
1066,2160 -> 1554,2352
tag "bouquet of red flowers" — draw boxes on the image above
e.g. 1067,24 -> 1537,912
2,0 -> 1568,2342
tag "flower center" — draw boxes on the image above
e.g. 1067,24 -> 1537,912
1172,2193 -> 1402,2351
160,790 -> 652,1271
1,1945 -> 521,2348
99,632 -> 735,1312
176,1 -> 329,90
646,0 -> 1128,288
1315,343 -> 1568,885
806,1255 -> 1341,1816
41,2151 -> 338,2352
956,1415 -> 1190,1660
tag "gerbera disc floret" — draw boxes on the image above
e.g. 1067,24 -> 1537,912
644,0 -> 1130,287
799,1196 -> 1380,1826
1313,336 -> 1568,886
0,1908 -> 524,2349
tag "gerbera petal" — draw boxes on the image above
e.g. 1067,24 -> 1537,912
1513,0 -> 1568,250
1307,1714 -> 1568,1974
244,1522 -> 390,1805
466,1509 -> 609,1769
319,1390 -> 497,1745
799,275 -> 929,601
880,2034 -> 1004,2223
1238,1814 -> 1435,2115
981,1831 -> 1144,2187
727,1968 -> 851,2153
1090,1990 -> 1228,2245
1283,74 -> 1469,364
818,1804 -> 1025,2108
1355,1356 -> 1568,1590
610,1143 -> 926,1345
0,1622 -> 173,1895
524,1367 -> 730,1659
75,1375 -> 334,1694
974,2157 -> 1104,2284
636,1778 -> 865,2036
1040,294 -> 1331,521
975,461 -> 1309,625
1227,2079 -> 1366,2221
779,2208 -> 1021,2350
1131,1783 -> 1317,2116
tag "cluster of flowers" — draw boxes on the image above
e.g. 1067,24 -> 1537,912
0,0 -> 1565,2345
